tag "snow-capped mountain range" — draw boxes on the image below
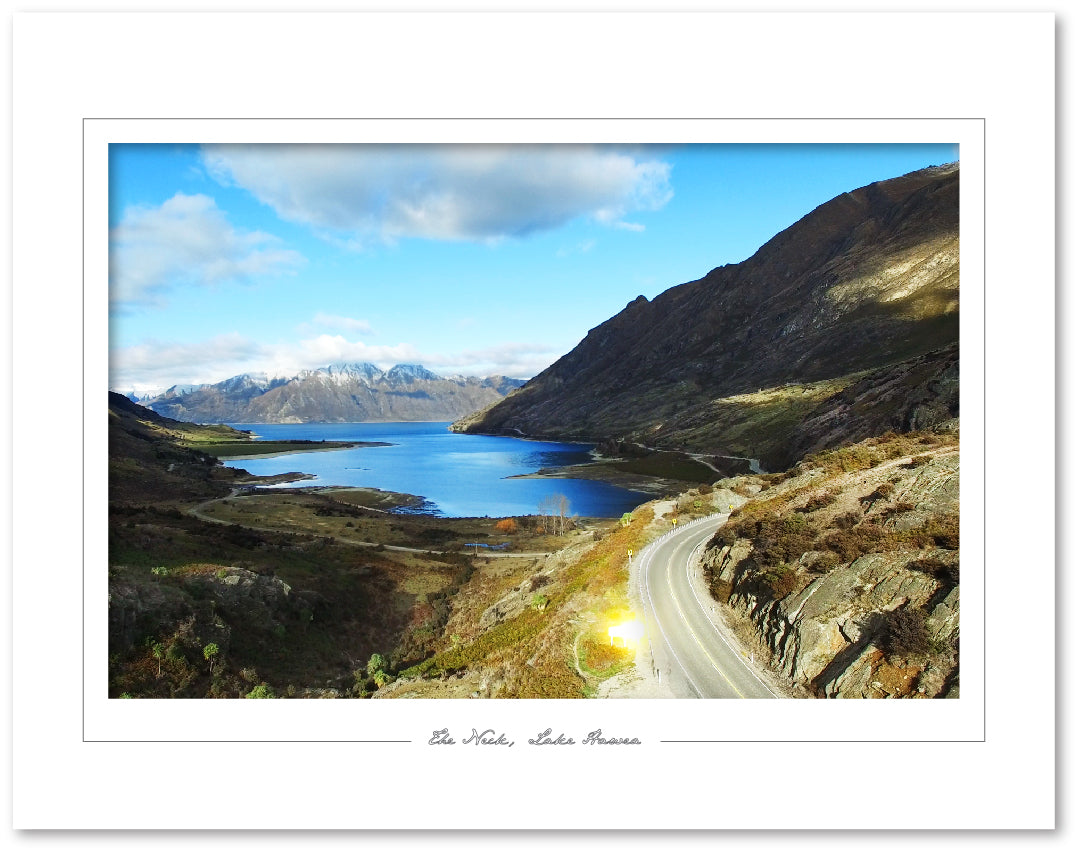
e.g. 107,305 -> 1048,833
126,363 -> 525,425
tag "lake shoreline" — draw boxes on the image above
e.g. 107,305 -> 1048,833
212,441 -> 391,461
218,422 -> 662,519
506,462 -> 688,498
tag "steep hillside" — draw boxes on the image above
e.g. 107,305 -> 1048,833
143,363 -> 524,424
454,164 -> 959,466
108,391 -> 257,504
701,429 -> 960,698
109,391 -> 457,698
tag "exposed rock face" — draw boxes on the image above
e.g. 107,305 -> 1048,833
143,363 -> 525,424
455,164 -> 959,467
108,567 -> 316,660
702,439 -> 960,698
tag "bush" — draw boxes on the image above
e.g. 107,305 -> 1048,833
882,607 -> 930,657
805,553 -> 838,575
863,483 -> 895,503
800,490 -> 839,513
804,444 -> 882,476
834,511 -> 862,530
908,556 -> 959,586
820,525 -> 887,563
757,565 -> 799,599
899,514 -> 960,550
922,515 -> 959,549
752,514 -> 817,565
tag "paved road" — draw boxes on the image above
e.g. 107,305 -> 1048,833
636,514 -> 776,698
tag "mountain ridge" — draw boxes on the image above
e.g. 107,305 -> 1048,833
138,362 -> 525,425
453,163 -> 960,468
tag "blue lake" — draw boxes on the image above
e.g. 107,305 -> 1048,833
222,422 -> 651,519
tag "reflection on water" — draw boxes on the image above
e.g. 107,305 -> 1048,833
223,422 -> 651,519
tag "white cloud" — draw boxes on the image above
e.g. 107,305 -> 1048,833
426,342 -> 562,380
109,332 -> 271,393
110,332 -> 559,394
109,192 -> 304,308
201,144 -> 673,245
291,335 -> 424,371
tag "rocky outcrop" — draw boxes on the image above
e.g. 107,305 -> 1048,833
108,566 -> 317,660
702,437 -> 960,698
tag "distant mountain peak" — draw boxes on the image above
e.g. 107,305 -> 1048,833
324,361 -> 382,375
385,363 -> 443,383
137,362 -> 524,425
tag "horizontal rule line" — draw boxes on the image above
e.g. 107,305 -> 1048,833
660,739 -> 984,744
86,739 -> 413,744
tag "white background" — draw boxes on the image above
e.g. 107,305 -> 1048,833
5,0 -> 1067,850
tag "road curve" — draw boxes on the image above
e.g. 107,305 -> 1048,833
635,514 -> 776,698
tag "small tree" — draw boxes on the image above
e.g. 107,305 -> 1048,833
203,642 -> 220,676
151,642 -> 166,677
538,493 -> 573,534
367,653 -> 387,676
494,518 -> 518,534
371,670 -> 390,689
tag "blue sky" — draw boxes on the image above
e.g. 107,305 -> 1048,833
108,142 -> 959,395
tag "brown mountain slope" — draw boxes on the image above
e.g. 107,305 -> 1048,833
454,164 -> 959,466
108,391 -> 255,504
